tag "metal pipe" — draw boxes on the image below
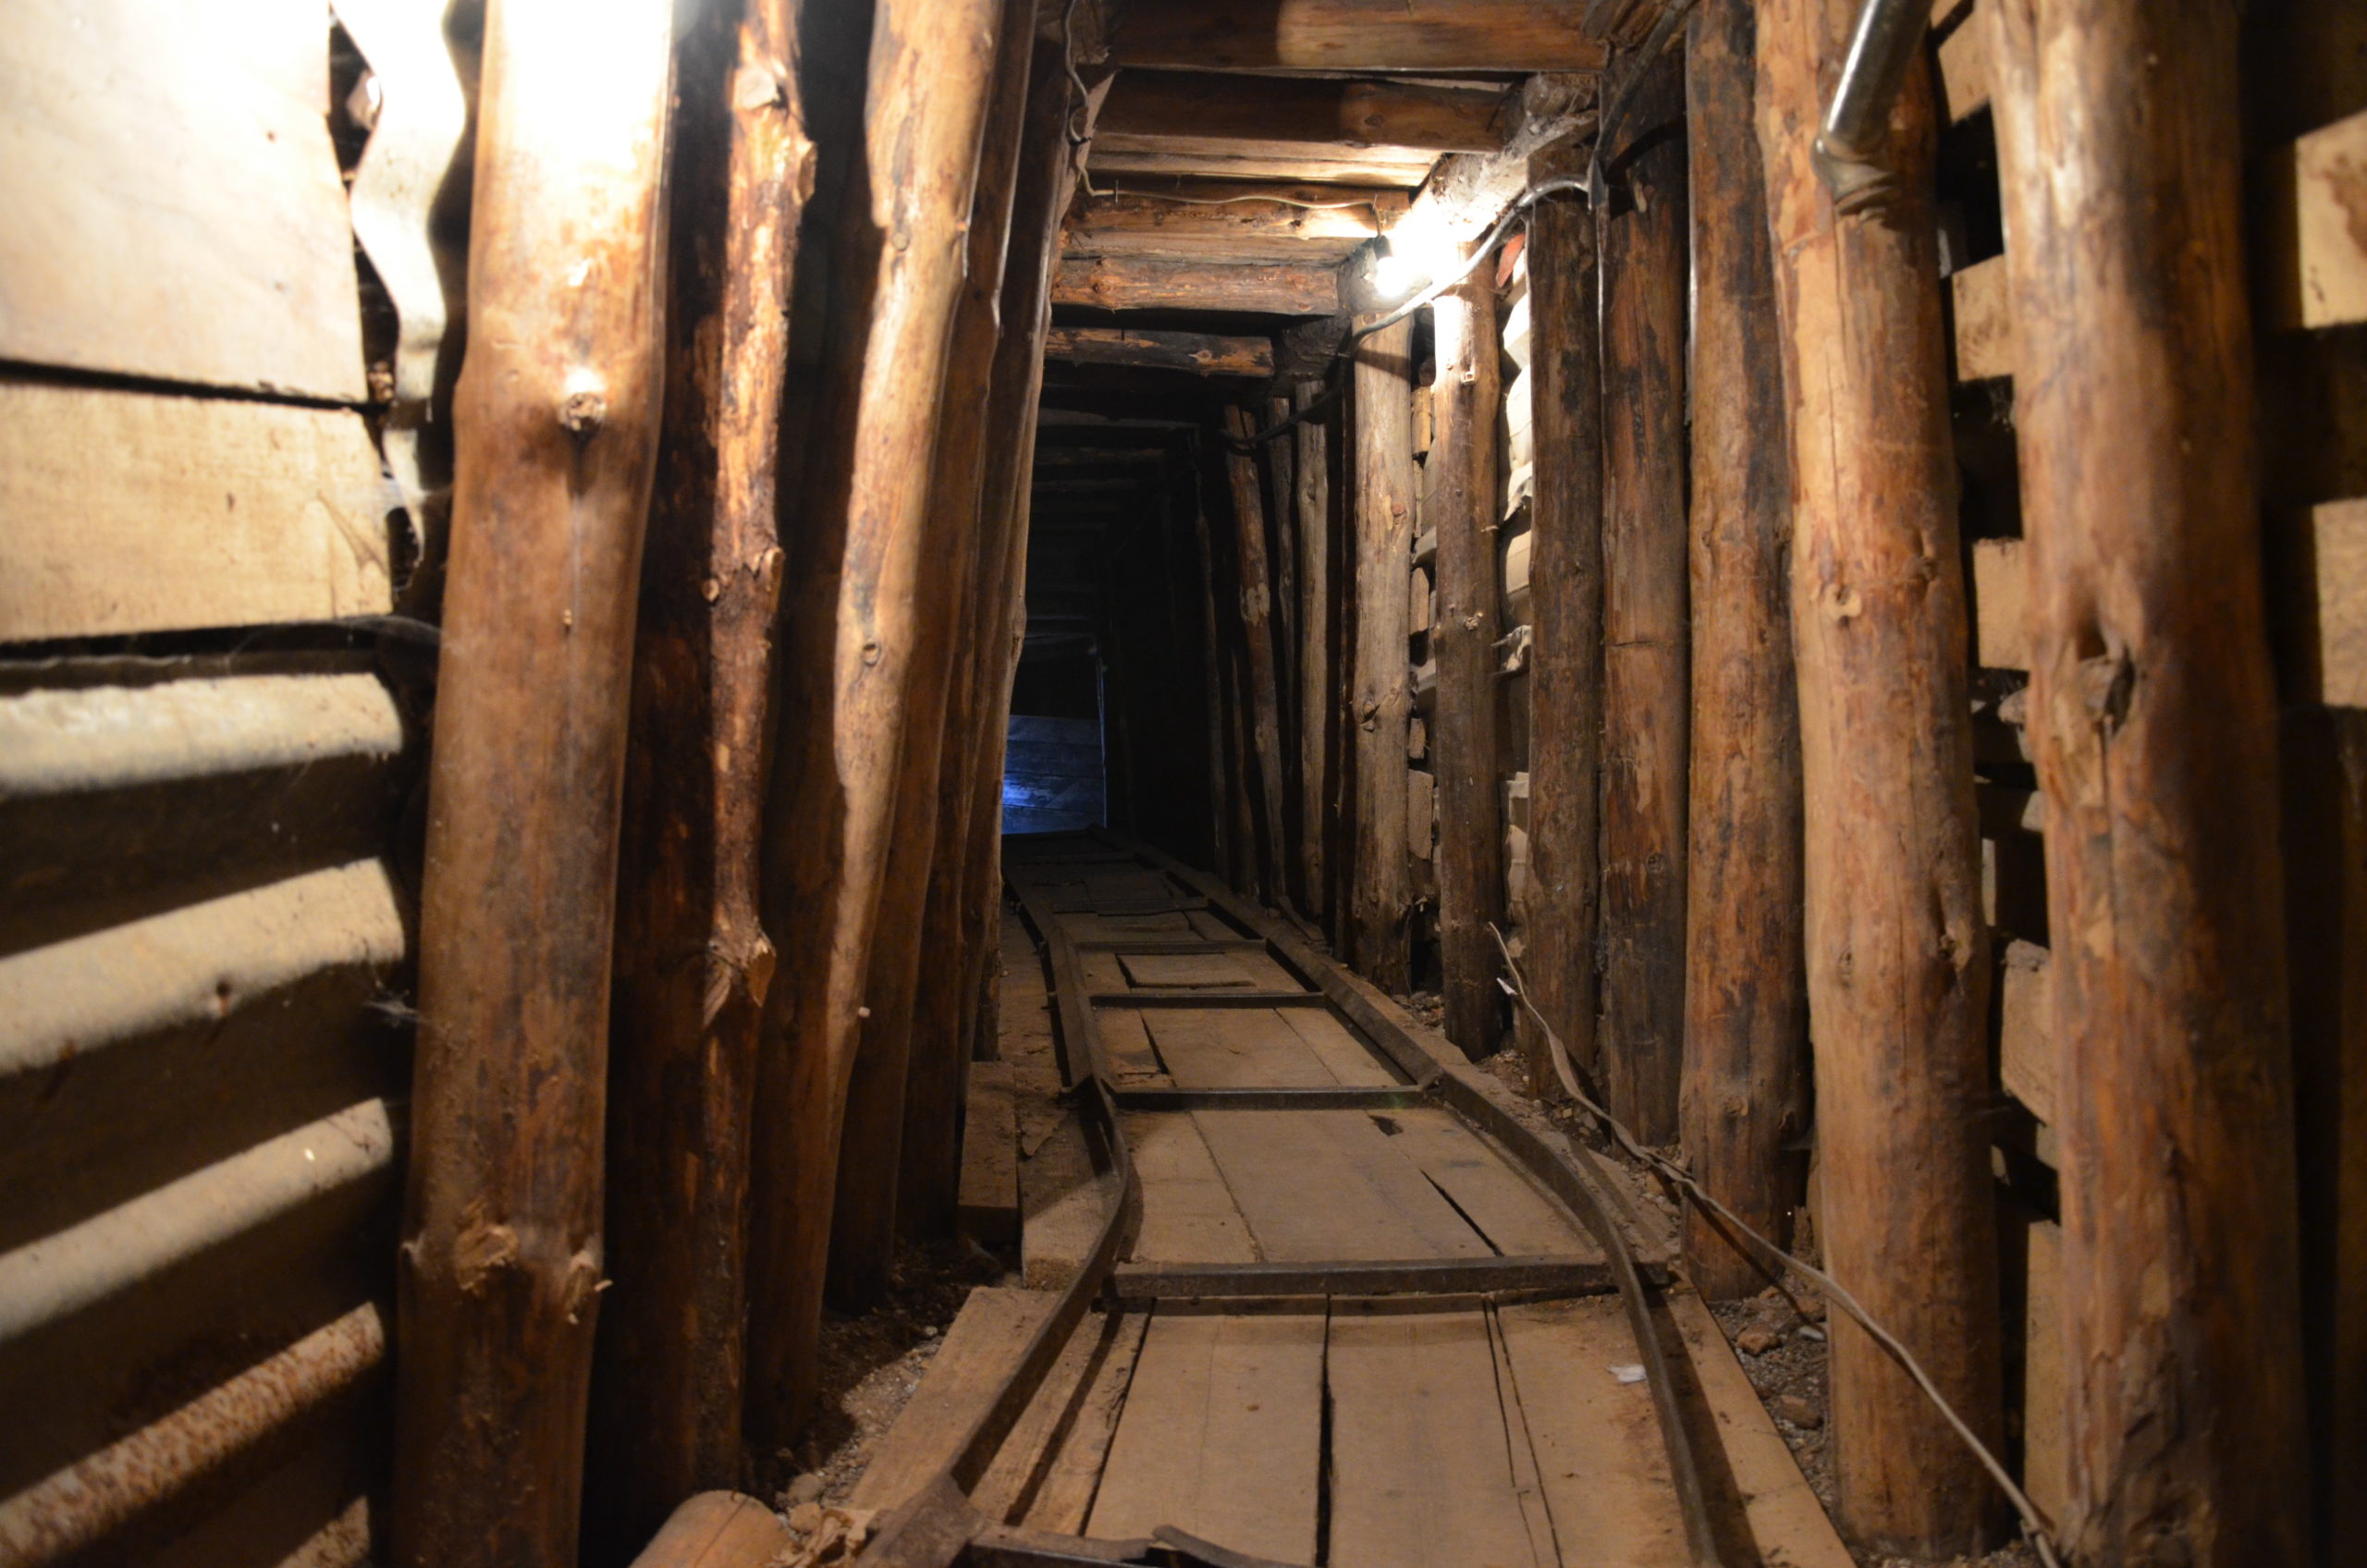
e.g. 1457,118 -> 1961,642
1814,0 -> 1930,211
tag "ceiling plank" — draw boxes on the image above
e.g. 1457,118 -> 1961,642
1052,256 -> 1342,315
1098,71 -> 1512,155
1046,325 -> 1276,377
1108,1 -> 1610,73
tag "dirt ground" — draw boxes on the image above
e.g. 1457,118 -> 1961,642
772,1236 -> 1015,1513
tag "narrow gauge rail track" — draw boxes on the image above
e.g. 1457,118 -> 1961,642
840,830 -> 1773,1568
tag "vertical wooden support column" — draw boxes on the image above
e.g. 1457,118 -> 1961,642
1294,379 -> 1333,925
1347,318 -> 1417,991
1429,273 -> 1506,1056
896,33 -> 1068,1249
1678,0 -> 1806,1301
1224,405 -> 1292,902
950,57 -> 1102,1082
1990,5 -> 2309,1559
1522,178 -> 1605,1101
828,0 -> 1032,1311
1755,0 -> 2002,1550
744,0 -> 1004,1448
390,3 -> 674,1563
590,0 -> 809,1544
1598,51 -> 1691,1145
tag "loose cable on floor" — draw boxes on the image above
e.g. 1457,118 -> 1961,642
1487,924 -> 2067,1568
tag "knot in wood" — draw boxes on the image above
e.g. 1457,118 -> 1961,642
559,389 -> 607,438
2079,646 -> 2136,736
732,64 -> 784,112
452,1222 -> 521,1294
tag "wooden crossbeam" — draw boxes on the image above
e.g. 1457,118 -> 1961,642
1098,71 -> 1509,156
1109,1 -> 1610,72
1063,181 -> 1404,263
1052,257 -> 1340,315
1044,325 -> 1275,376
1088,148 -> 1436,188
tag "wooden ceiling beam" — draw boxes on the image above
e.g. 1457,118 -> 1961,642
1063,182 -> 1405,263
1053,256 -> 1341,315
1109,1 -> 1610,73
1086,148 -> 1435,187
1098,71 -> 1511,156
1049,325 -> 1276,377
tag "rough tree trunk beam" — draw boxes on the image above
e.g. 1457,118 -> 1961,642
1989,3 -> 2310,1560
591,0 -> 812,1544
390,2 -> 674,1563
899,36 -> 1075,1249
1677,0 -> 1807,1303
1755,0 -> 2003,1550
949,56 -> 1105,1084
1429,269 -> 1506,1058
1224,404 -> 1294,904
1294,379 -> 1333,927
1521,168 -> 1605,1105
1346,317 -> 1417,992
743,0 -> 1004,1449
1265,394 -> 1302,910
1597,50 -> 1690,1146
829,0 -> 1034,1312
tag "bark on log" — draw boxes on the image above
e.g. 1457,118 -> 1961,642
1677,0 -> 1807,1304
1224,405 -> 1293,903
1294,379 -> 1334,926
1755,0 -> 2003,1550
743,0 -> 1004,1449
389,2 -> 674,1563
828,0 -> 1033,1313
948,56 -> 1104,1089
1429,271 -> 1506,1058
1347,317 -> 1417,990
899,36 -> 1077,1248
1597,51 -> 1690,1146
1989,3 -> 2310,1560
589,0 -> 811,1547
1520,178 -> 1604,1103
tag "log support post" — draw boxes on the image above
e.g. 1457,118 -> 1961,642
391,3 -> 675,1562
1522,172 -> 1605,1102
744,0 -> 1004,1448
590,0 -> 812,1541
1598,50 -> 1691,1145
1429,269 -> 1506,1057
828,0 -> 1034,1312
1224,405 -> 1293,904
1991,3 -> 2310,1559
1294,379 -> 1334,926
1678,0 -> 1807,1301
1756,0 -> 2003,1550
949,55 -> 1105,1084
1347,317 -> 1417,991
900,34 -> 1075,1249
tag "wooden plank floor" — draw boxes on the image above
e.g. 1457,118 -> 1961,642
980,834 -> 1848,1568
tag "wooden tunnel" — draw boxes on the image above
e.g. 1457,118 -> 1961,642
0,2 -> 2359,1567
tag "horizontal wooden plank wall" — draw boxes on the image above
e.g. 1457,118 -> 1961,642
0,2 -> 430,1564
0,0 -> 366,399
